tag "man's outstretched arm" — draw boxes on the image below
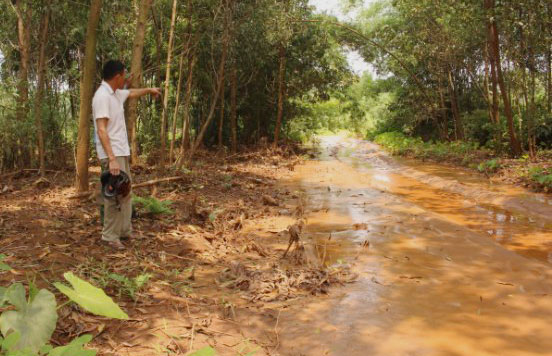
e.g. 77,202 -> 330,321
128,87 -> 161,99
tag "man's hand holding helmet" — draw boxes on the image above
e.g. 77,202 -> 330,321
109,156 -> 121,176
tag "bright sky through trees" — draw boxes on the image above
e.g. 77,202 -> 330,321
309,0 -> 372,75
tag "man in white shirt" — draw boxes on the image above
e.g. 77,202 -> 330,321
93,60 -> 160,249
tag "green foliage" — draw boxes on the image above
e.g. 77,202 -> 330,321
528,167 -> 552,190
53,272 -> 129,320
0,285 -> 57,354
374,132 -> 482,163
47,335 -> 96,356
477,159 -> 501,174
0,255 -> 11,272
108,273 -> 152,301
187,346 -> 216,356
132,196 -> 174,216
0,273 -> 124,356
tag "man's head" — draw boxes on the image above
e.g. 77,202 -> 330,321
102,60 -> 126,90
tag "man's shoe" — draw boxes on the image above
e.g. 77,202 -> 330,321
102,239 -> 125,250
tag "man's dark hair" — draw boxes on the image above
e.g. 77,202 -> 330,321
102,60 -> 125,80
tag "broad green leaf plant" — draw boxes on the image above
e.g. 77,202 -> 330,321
0,272 -> 128,355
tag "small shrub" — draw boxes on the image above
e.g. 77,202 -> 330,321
132,195 -> 174,215
528,166 -> 552,190
108,273 -> 152,301
477,159 -> 501,174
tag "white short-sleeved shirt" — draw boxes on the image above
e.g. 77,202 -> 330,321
92,81 -> 131,160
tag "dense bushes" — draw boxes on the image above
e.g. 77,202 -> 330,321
374,132 -> 484,164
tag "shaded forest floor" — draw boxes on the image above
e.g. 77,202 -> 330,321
0,145 -> 355,356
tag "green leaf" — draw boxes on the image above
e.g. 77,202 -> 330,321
1,331 -> 21,352
133,274 -> 151,290
0,263 -> 11,272
0,289 -> 58,353
48,334 -> 96,356
28,281 -> 39,303
5,284 -> 26,310
0,287 -> 7,307
187,346 -> 216,356
0,254 -> 11,271
54,272 -> 128,319
40,344 -> 54,355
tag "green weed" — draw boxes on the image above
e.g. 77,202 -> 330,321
108,272 -> 152,301
528,167 -> 552,190
477,159 -> 501,174
132,195 -> 174,215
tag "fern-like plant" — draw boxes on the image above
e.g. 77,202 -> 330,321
132,195 -> 174,215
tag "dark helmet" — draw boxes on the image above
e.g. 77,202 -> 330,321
100,170 -> 131,199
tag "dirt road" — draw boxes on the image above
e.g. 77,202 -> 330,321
277,136 -> 552,356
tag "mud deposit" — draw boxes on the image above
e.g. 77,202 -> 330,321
277,137 -> 552,356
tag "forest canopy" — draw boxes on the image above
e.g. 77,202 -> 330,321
1,0 -> 551,185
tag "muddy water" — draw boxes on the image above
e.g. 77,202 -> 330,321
277,137 -> 552,356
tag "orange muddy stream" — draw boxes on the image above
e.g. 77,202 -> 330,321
276,136 -> 552,356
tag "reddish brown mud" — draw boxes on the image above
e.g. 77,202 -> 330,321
276,136 -> 552,356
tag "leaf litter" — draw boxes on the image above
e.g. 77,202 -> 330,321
0,144 -> 357,355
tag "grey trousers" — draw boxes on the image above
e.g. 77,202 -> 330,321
100,156 -> 132,242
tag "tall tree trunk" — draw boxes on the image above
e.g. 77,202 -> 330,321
218,75 -> 226,148
488,44 -> 500,126
15,0 -> 31,124
527,15 -> 537,161
159,0 -> 178,169
273,44 -> 287,147
546,45 -> 552,113
191,1 -> 230,157
75,0 -> 102,192
180,54 -> 196,156
485,0 -> 522,156
169,53 -> 185,163
13,0 -> 31,168
437,78 -> 449,141
33,2 -> 51,177
484,45 -> 497,125
179,0 -> 194,158
128,0 -> 153,164
447,70 -> 464,140
230,63 -> 238,152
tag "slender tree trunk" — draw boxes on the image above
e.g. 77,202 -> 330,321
546,44 -> 552,113
159,0 -> 178,169
75,0 -> 102,192
128,0 -> 153,164
169,53 -> 185,163
488,45 -> 500,126
218,74 -> 226,148
485,0 -> 522,156
191,2 -> 230,156
15,0 -> 31,124
180,54 -> 196,155
230,63 -> 238,152
273,45 -> 287,147
447,70 -> 463,140
179,0 -> 194,158
33,2 -> 51,177
527,16 -> 537,161
14,0 -> 31,167
191,45 -> 227,154
437,79 -> 449,141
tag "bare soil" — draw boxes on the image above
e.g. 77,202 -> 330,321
0,146 -> 354,356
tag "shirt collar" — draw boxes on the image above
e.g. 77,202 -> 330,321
101,80 -> 115,95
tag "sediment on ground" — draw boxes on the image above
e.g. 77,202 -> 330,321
0,145 -> 355,356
